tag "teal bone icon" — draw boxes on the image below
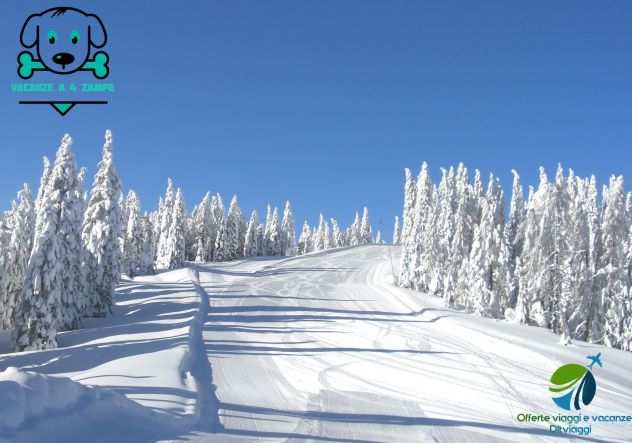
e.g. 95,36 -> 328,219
18,50 -> 109,79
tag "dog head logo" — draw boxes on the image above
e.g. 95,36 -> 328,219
18,6 -> 109,79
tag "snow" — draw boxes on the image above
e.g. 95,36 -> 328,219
1,246 -> 632,442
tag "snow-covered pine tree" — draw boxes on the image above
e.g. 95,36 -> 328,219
82,130 -> 123,318
256,223 -> 265,256
14,134 -> 86,350
155,178 -> 175,270
298,221 -> 312,255
601,176 -> 628,348
140,212 -> 155,274
263,204 -> 273,255
313,214 -> 326,251
243,210 -> 259,257
209,193 -> 225,260
34,157 -> 51,211
1,185 -> 35,329
360,207 -> 372,245
398,168 -> 416,286
410,164 -> 434,292
392,216 -> 401,245
349,211 -> 361,246
331,218 -> 345,247
504,170 -> 525,308
281,201 -> 296,256
214,222 -> 228,261
123,190 -> 143,278
192,192 -> 213,262
225,195 -> 243,260
268,207 -> 283,256
164,188 -> 187,269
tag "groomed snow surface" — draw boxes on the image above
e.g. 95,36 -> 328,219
1,246 -> 631,442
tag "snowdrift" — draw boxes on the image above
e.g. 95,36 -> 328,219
0,367 -> 169,431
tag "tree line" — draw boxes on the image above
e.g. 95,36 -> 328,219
397,162 -> 632,351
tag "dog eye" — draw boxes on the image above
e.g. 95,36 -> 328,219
48,31 -> 57,44
70,31 -> 80,45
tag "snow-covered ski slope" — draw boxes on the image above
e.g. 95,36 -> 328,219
1,245 -> 631,442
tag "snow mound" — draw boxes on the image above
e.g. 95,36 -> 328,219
0,367 -> 168,435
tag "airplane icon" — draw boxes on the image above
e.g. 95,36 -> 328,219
586,353 -> 603,370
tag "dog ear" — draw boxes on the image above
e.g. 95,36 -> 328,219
20,13 -> 40,48
87,13 -> 107,48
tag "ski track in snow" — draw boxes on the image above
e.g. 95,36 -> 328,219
1,246 -> 632,442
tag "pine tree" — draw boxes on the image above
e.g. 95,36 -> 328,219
281,201 -> 296,256
123,190 -> 143,277
263,204 -> 273,255
392,216 -> 401,245
349,211 -> 361,246
331,218 -> 345,247
225,195 -> 243,260
82,130 -> 123,318
140,212 -> 155,274
298,221 -> 312,255
155,178 -> 175,269
244,210 -> 259,257
191,193 -> 213,262
214,222 -> 228,261
360,207 -> 372,245
2,185 -> 35,329
601,176 -> 628,348
268,207 -> 283,256
164,189 -> 187,269
398,168 -> 416,285
209,194 -> 224,260
13,134 -> 85,350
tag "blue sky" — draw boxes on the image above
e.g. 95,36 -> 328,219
1,1 -> 631,236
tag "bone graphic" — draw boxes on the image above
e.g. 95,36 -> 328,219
17,51 -> 110,79
17,51 -> 46,79
81,52 -> 109,79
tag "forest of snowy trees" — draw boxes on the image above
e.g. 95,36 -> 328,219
397,162 -> 632,352
0,132 -> 375,352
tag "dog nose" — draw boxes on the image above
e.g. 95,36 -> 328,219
52,52 -> 75,68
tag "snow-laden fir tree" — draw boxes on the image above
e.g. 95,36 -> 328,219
164,189 -> 187,269
298,221 -> 312,255
313,214 -> 327,251
209,193 -> 224,260
1,185 -> 35,329
331,218 -> 345,247
222,195 -> 243,260
155,178 -> 175,270
192,192 -> 213,262
267,207 -> 283,256
348,211 -> 361,246
13,134 -> 85,350
82,130 -> 122,318
263,204 -> 273,255
213,222 -> 228,262
360,207 -> 372,245
281,201 -> 296,256
601,176 -> 628,348
392,216 -> 401,245
255,223 -> 265,256
123,190 -> 143,277
398,168 -> 416,286
140,212 -> 155,274
243,210 -> 259,257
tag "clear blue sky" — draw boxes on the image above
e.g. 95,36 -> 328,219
1,1 -> 631,235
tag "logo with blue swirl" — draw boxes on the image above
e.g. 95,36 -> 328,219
549,355 -> 602,411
